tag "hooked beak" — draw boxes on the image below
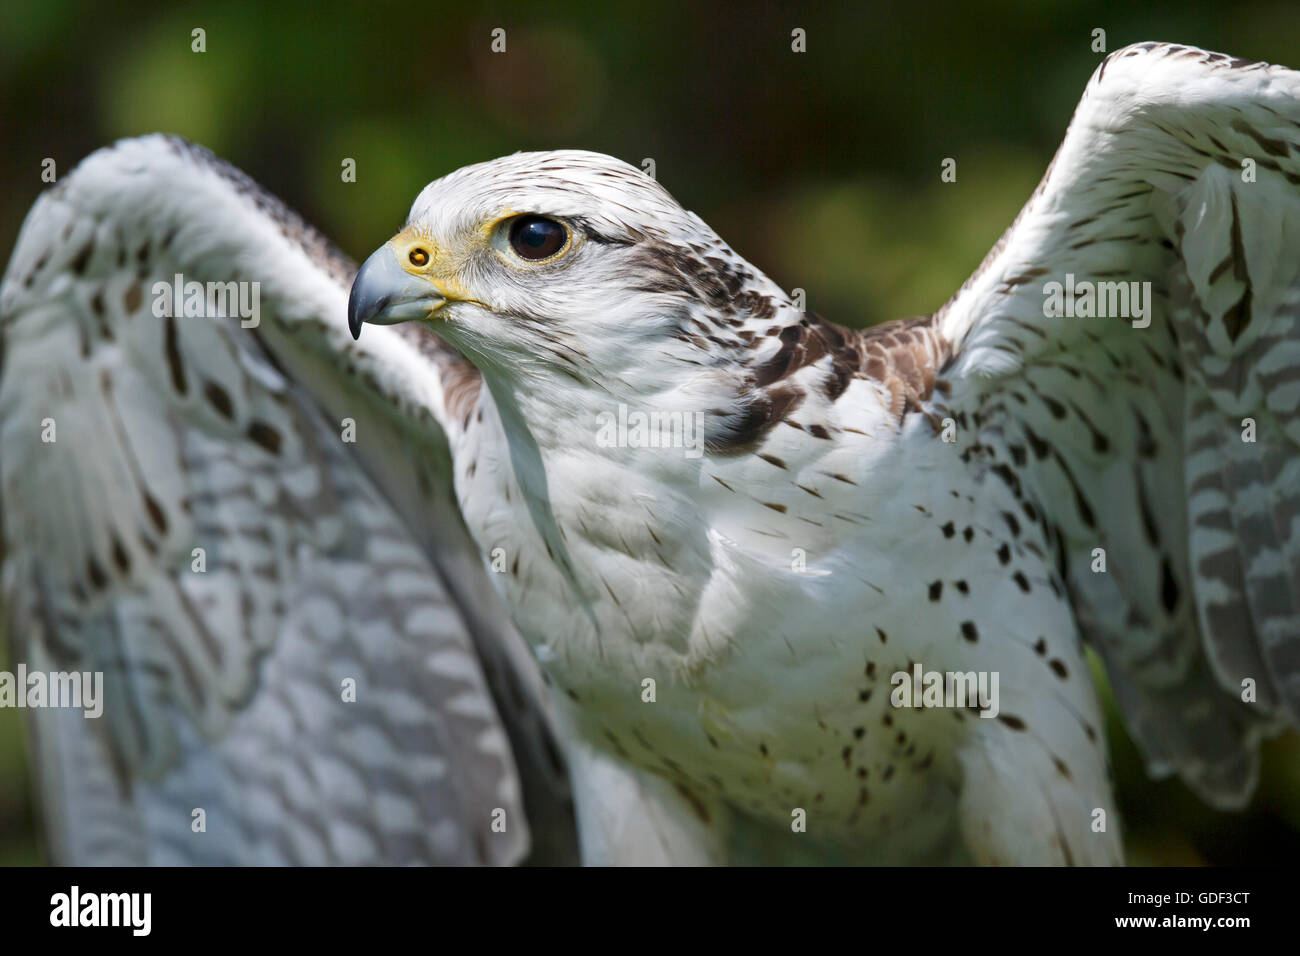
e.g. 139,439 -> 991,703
347,243 -> 447,340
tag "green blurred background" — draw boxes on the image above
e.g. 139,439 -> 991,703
2,0 -> 1299,865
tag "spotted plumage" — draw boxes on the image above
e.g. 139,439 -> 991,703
347,42 -> 1300,863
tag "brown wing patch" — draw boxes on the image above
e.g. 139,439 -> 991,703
753,312 -> 950,419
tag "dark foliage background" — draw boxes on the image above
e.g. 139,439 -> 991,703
2,0 -> 1298,865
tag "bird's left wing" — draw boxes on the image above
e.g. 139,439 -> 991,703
0,135 -> 577,864
937,42 -> 1300,808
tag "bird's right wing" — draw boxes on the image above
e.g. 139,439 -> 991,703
935,44 -> 1300,808
0,135 -> 577,864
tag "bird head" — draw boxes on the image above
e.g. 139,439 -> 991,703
348,150 -> 793,402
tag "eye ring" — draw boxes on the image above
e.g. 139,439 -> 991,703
408,247 -> 429,267
508,216 -> 569,262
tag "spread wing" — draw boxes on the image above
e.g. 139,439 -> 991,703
0,135 -> 577,864
938,42 -> 1300,807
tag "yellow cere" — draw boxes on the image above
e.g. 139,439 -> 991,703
391,226 -> 473,303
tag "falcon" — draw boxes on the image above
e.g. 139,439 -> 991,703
5,42 -> 1300,865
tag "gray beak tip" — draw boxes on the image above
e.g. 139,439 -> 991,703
346,283 -> 369,340
347,243 -> 441,339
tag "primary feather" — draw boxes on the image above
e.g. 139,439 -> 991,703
0,135 -> 577,865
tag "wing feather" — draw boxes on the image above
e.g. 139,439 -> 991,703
938,43 -> 1300,806
0,135 -> 576,863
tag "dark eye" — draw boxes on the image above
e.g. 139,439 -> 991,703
509,215 -> 568,261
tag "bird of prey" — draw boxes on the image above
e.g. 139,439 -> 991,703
5,42 -> 1300,865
